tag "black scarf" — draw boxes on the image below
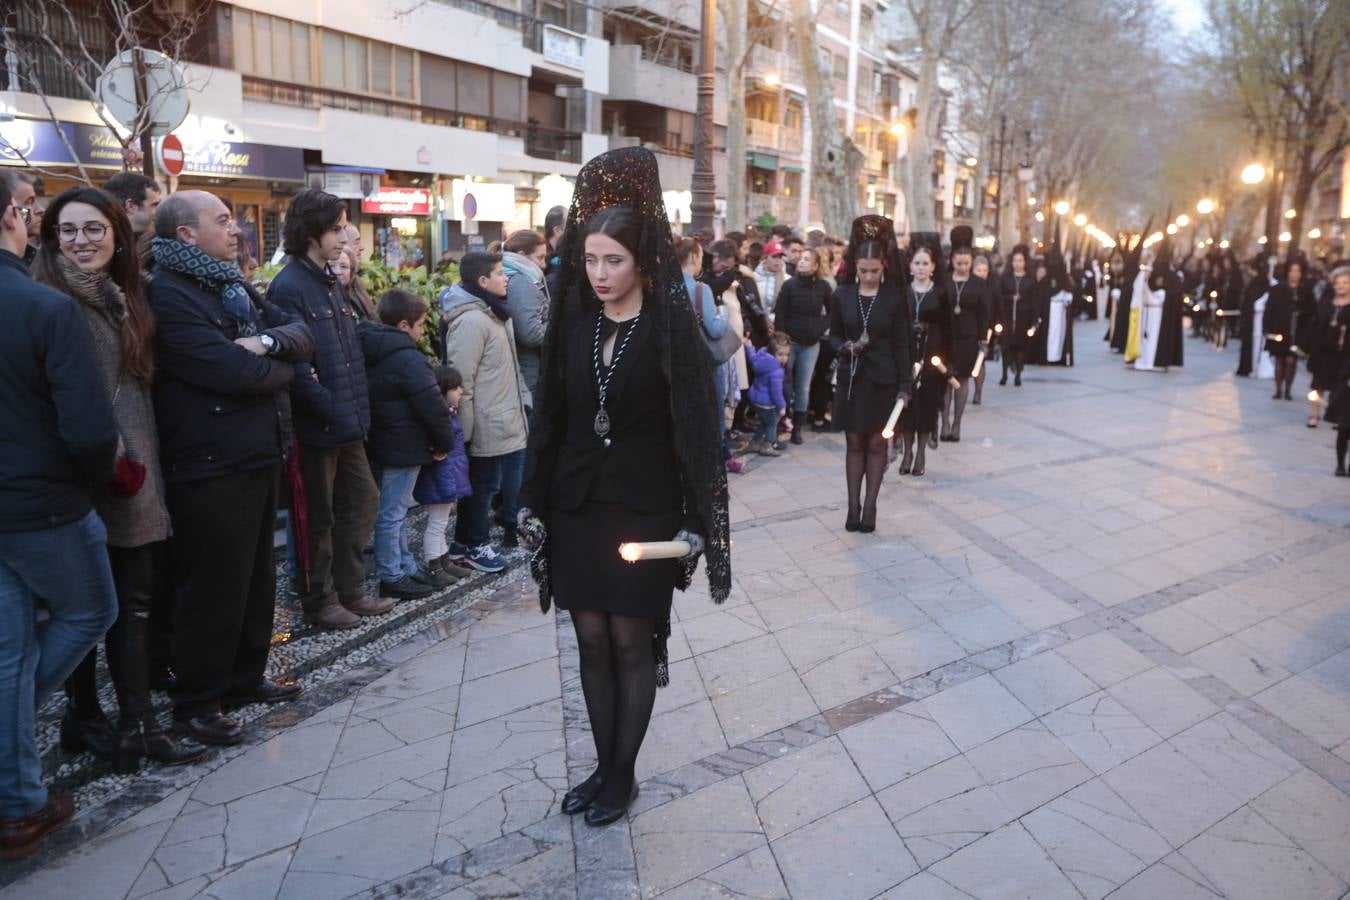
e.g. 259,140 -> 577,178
525,147 -> 731,686
462,280 -> 511,322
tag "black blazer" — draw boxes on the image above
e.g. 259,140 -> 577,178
829,282 -> 913,392
524,309 -> 686,520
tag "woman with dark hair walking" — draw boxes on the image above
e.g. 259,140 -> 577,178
1263,258 -> 1312,401
829,215 -> 913,532
517,148 -> 730,826
897,240 -> 953,477
32,187 -> 205,771
999,244 -> 1036,386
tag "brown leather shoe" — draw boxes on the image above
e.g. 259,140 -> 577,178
343,595 -> 396,617
0,793 -> 75,860
303,603 -> 362,630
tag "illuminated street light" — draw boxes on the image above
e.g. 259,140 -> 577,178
1073,213 -> 1087,227
1034,211 -> 1045,222
1053,200 -> 1070,216
764,73 -> 780,87
1279,231 -> 1292,242
1240,163 -> 1266,185
1219,239 -> 1230,249
1284,208 -> 1296,219
1166,224 -> 1179,235
1196,198 -> 1216,215
965,156 -> 978,167
1175,214 -> 1190,227
1309,228 -> 1322,239
1257,235 -> 1268,244
889,122 -> 906,138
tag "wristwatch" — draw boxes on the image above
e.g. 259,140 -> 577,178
259,333 -> 277,354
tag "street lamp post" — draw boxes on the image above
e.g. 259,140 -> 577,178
992,113 -> 1007,251
690,0 -> 717,234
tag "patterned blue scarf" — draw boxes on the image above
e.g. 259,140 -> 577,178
151,237 -> 257,331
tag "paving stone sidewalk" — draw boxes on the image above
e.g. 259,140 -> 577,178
5,335 -> 1350,899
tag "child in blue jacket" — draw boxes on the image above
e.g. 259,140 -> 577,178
414,366 -> 473,577
746,334 -> 791,457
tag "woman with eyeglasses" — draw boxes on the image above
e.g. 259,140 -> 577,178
32,188 -> 205,773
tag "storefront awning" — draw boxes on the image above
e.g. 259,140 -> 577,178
782,165 -> 804,174
748,152 -> 778,170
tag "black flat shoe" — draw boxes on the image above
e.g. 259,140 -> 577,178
912,465 -> 925,477
1336,464 -> 1347,477
845,506 -> 861,532
859,508 -> 876,533
60,708 -> 117,759
584,781 -> 639,827
222,679 -> 303,710
898,461 -> 912,475
173,712 -> 244,746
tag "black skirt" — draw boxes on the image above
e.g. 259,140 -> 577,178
550,502 -> 682,618
833,368 -> 899,434
899,367 -> 944,434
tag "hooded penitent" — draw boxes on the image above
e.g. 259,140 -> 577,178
1110,216 -> 1153,352
522,146 -> 730,686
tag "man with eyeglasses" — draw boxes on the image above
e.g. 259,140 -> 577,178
0,173 -> 121,859
2,172 -> 40,264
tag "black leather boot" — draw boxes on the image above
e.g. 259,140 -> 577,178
790,411 -> 804,445
114,718 -> 207,773
59,707 -> 117,759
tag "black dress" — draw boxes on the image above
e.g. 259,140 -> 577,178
948,275 -> 990,377
999,273 -> 1037,351
1309,300 -> 1350,394
899,282 -> 954,434
545,312 -> 686,618
828,282 -> 911,433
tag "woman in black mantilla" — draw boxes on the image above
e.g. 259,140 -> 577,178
517,148 -> 730,827
998,244 -> 1036,386
829,215 -> 912,532
940,226 -> 988,443
897,236 -> 954,477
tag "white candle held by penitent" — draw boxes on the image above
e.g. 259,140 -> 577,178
930,356 -> 961,389
971,327 -> 995,379
618,541 -> 691,562
881,394 -> 907,440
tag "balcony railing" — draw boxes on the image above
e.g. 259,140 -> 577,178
779,128 -> 804,154
747,119 -> 780,150
746,43 -> 785,79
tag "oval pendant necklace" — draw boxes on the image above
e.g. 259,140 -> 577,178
593,312 -> 640,438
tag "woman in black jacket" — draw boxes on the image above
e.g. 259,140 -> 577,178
774,245 -> 834,443
517,149 -> 729,827
1262,258 -> 1311,400
941,235 -> 988,442
897,242 -> 954,476
830,215 -> 912,532
999,245 -> 1036,386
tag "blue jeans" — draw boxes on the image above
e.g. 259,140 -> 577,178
752,403 -> 779,445
374,466 -> 420,582
454,449 -> 525,548
789,341 -> 821,413
0,510 -> 117,816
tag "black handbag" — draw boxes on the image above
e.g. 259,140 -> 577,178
694,282 -> 741,364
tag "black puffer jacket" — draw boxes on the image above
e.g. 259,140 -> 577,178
266,255 -> 371,447
0,249 -> 118,532
149,269 -> 314,483
775,274 -> 834,344
358,322 -> 455,468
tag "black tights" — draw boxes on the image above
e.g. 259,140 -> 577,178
1001,346 -> 1024,383
941,380 -> 969,439
845,432 -> 889,519
1273,356 -> 1297,397
1337,428 -> 1348,471
571,610 -> 657,807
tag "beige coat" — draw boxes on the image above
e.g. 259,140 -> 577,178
441,285 -> 532,457
721,285 -> 749,395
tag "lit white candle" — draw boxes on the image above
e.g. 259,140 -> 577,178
930,356 -> 961,389
618,540 -> 691,562
881,394 -> 907,440
971,326 -> 994,378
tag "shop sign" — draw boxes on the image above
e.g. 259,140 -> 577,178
362,187 -> 432,215
542,25 -> 585,70
0,118 -> 304,181
312,170 -> 378,199
449,179 -> 515,222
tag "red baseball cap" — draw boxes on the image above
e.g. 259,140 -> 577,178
764,240 -> 785,257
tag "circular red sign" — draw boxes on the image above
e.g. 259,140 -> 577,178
462,193 -> 478,221
159,134 -> 185,176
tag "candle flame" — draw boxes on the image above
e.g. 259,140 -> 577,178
619,543 -> 643,563
930,356 -> 941,366
1308,390 -> 1320,403
882,428 -> 894,440
994,324 -> 1004,333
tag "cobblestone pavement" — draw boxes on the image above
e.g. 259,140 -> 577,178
6,334 -> 1350,899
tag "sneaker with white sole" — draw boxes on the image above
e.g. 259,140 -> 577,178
447,541 -> 469,562
464,544 -> 507,573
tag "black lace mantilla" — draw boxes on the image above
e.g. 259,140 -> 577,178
522,147 -> 732,686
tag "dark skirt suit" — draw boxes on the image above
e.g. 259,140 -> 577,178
899,283 -> 955,435
522,311 -> 693,618
947,275 -> 990,377
1262,283 -> 1298,358
1308,302 -> 1350,394
998,273 -> 1038,352
828,282 -> 913,433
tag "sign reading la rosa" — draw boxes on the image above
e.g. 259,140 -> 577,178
361,187 -> 432,216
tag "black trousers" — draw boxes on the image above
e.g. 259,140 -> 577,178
165,466 -> 279,718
